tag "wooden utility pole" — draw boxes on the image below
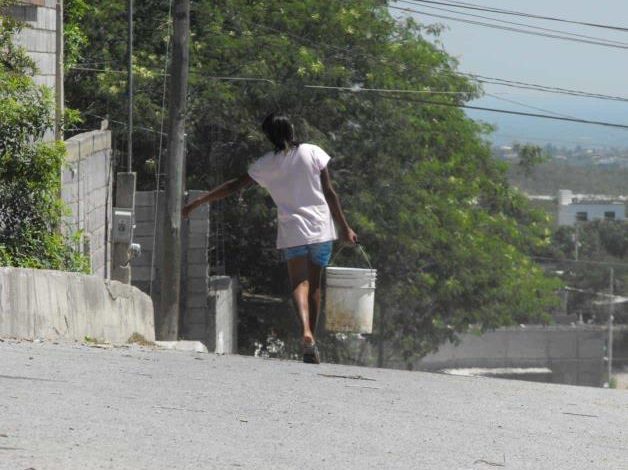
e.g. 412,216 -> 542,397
157,0 -> 190,340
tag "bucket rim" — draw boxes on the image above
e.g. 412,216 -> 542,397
326,267 -> 377,273
327,275 -> 377,279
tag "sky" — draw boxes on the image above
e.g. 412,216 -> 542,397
391,0 -> 628,148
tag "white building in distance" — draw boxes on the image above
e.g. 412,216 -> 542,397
557,190 -> 626,226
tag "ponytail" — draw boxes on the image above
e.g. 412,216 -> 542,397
261,113 -> 297,152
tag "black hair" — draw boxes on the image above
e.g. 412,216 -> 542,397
261,113 -> 298,152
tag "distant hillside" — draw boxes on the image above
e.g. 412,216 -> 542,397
506,160 -> 628,196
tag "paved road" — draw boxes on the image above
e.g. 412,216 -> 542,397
1,339 -> 627,470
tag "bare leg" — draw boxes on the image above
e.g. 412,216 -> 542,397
307,260 -> 323,336
287,257 -> 314,345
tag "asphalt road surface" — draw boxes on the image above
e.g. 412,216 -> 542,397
1,339 -> 627,469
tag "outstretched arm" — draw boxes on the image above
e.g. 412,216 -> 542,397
321,168 -> 358,244
182,174 -> 255,218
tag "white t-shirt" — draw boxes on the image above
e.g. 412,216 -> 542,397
248,143 -> 338,249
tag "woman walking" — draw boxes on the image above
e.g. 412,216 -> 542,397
182,113 -> 357,364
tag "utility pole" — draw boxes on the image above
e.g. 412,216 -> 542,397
55,0 -> 64,140
574,224 -> 579,261
111,0 -> 136,284
377,303 -> 386,368
157,0 -> 190,340
607,267 -> 614,386
127,0 -> 133,171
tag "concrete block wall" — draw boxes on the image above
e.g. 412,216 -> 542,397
131,191 -> 213,345
9,0 -> 57,91
61,130 -> 113,279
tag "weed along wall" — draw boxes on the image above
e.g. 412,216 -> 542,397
0,267 -> 155,343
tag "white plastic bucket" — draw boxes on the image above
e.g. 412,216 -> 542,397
324,267 -> 377,333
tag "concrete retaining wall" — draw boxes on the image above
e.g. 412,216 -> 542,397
0,267 -> 155,343
411,326 -> 607,387
62,130 -> 113,278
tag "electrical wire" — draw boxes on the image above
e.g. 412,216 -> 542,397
304,86 -> 628,131
484,93 -> 578,120
68,63 -> 628,105
398,0 -> 628,33
86,115 -> 628,149
71,13 -> 628,142
149,0 -> 174,300
389,5 -> 628,50
224,20 -> 628,104
303,84 -> 471,95
112,10 -> 623,106
82,74 -> 628,133
396,0 -> 628,48
83,112 -> 166,136
533,256 -> 628,269
463,73 -> 628,103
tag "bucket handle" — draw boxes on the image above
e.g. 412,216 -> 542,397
330,243 -> 373,270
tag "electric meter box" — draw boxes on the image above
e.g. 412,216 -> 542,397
113,209 -> 134,243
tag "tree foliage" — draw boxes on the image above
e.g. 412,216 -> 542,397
513,143 -> 548,177
65,0 -> 560,362
0,2 -> 89,272
507,159 -> 628,196
543,221 -> 628,324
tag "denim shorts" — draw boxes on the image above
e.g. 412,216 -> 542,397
281,241 -> 333,267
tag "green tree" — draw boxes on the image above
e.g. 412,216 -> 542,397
0,1 -> 88,272
513,143 -> 548,177
65,0 -> 560,362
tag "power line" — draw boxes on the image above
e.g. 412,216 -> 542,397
532,256 -> 628,269
397,0 -> 628,48
389,5 -> 628,50
398,0 -> 628,33
74,14 -> 628,106
149,0 -> 174,301
70,62 -> 628,106
230,20 -> 628,104
87,114 -> 627,149
306,86 -> 604,124
484,93 -> 577,120
175,16 -> 620,105
69,66 -> 276,85
83,112 -> 166,136
436,100 -> 628,131
309,87 -> 628,131
72,17 -> 628,135
463,73 -> 628,103
304,84 -> 471,95
83,75 -> 628,132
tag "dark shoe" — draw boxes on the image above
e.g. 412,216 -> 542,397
303,343 -> 320,364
